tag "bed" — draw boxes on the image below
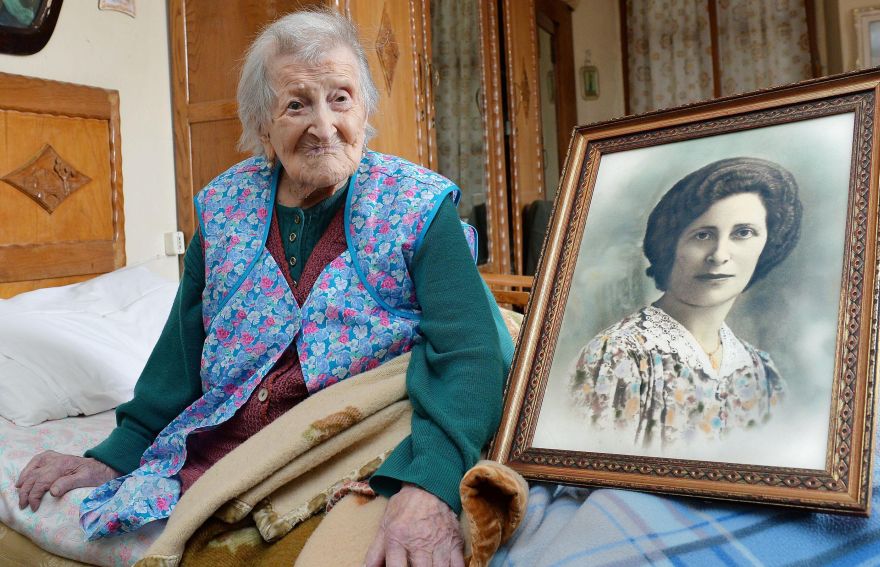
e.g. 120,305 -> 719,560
0,72 -> 169,566
0,266 -> 177,566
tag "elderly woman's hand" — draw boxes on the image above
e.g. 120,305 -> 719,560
15,451 -> 119,512
364,483 -> 465,567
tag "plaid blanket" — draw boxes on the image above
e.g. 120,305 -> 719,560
492,450 -> 880,566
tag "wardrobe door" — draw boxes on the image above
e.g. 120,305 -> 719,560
429,0 -> 511,274
426,0 -> 543,276
501,0 -> 545,274
170,0 -> 435,252
342,0 -> 435,168
169,0 -> 325,250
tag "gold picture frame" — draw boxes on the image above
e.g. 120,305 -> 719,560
490,69 -> 880,515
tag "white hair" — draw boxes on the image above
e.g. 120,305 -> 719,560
236,9 -> 379,156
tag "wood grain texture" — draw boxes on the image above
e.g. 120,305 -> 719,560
170,0 -> 354,254
0,74 -> 124,291
0,72 -> 114,119
478,0 -> 512,275
536,0 -> 577,173
482,273 -> 533,310
345,0 -> 433,167
502,0 -> 544,274
190,119 -> 250,198
619,0 -> 631,115
1,144 -> 92,213
0,113 -> 113,244
0,241 -> 117,282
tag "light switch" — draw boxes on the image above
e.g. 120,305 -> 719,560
164,231 -> 185,255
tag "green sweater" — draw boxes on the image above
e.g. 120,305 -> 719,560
86,189 -> 505,513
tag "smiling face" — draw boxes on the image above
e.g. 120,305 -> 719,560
663,192 -> 768,309
260,45 -> 368,201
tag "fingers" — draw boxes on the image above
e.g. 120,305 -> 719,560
49,469 -> 93,498
385,541 -> 409,567
15,451 -> 51,488
449,544 -> 464,567
431,536 -> 463,567
27,479 -> 54,512
15,452 -> 112,513
363,526 -> 386,567
16,451 -> 59,511
17,474 -> 37,510
364,485 -> 467,567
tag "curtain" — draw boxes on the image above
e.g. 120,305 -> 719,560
716,0 -> 812,96
430,0 -> 486,217
626,0 -> 813,113
625,0 -> 714,115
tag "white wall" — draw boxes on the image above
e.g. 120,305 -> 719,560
571,0 -> 626,125
0,1 -> 178,281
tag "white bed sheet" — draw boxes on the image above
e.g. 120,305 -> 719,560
0,411 -> 162,566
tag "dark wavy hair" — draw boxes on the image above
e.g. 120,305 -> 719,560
643,157 -> 802,291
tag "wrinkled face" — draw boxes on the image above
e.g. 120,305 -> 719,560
261,46 -> 368,193
664,192 -> 768,308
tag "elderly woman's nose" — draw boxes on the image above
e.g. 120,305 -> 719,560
308,103 -> 336,140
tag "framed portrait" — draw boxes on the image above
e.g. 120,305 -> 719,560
0,0 -> 63,56
490,69 -> 880,514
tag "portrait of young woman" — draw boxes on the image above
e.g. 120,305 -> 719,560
530,112 -> 855,469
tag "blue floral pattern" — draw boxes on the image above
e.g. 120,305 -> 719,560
80,151 -> 477,538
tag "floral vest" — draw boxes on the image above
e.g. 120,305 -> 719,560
80,151 -> 476,539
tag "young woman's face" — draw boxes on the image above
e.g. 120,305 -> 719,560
664,192 -> 768,309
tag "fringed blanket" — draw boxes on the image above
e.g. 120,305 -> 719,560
133,351 -> 528,567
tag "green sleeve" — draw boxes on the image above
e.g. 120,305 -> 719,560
369,197 -> 506,513
84,235 -> 207,474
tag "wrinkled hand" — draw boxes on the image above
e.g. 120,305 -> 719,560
15,451 -> 119,512
364,483 -> 464,567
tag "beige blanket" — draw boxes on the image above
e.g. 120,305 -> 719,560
134,347 -> 527,567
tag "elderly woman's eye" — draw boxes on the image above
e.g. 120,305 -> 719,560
334,94 -> 350,103
287,101 -> 303,111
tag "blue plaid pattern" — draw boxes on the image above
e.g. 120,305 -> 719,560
492,452 -> 880,566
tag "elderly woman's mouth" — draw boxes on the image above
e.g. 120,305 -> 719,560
302,145 -> 343,156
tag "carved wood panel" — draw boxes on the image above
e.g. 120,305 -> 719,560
2,144 -> 92,213
478,0 -> 512,275
0,73 -> 124,297
343,0 -> 435,169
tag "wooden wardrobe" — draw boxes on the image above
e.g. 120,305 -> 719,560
168,0 -> 550,276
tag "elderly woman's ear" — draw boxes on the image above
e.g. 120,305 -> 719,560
260,133 -> 276,166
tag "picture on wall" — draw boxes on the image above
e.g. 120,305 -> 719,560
490,68 -> 880,514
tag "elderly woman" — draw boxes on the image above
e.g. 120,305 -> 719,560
569,157 -> 801,449
16,9 -> 508,563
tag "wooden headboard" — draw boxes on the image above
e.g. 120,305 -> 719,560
0,73 -> 125,298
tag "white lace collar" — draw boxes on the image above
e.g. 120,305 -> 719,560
640,306 -> 753,379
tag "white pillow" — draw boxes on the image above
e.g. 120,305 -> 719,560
0,266 -> 178,425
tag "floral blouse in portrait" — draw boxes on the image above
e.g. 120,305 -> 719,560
569,306 -> 785,449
